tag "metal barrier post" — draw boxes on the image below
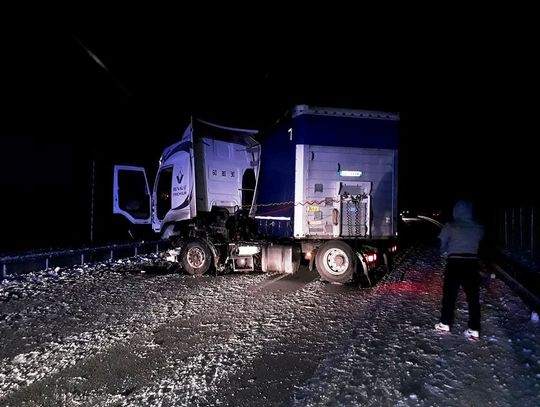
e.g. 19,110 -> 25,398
503,208 -> 508,252
520,207 -> 524,260
532,207 -> 537,270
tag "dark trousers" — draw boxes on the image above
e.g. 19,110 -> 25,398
440,258 -> 481,331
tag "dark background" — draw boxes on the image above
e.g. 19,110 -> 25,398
1,17 -> 537,253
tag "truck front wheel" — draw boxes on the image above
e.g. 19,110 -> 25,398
180,239 -> 213,275
315,240 -> 356,283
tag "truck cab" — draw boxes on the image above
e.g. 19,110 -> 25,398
113,119 -> 262,274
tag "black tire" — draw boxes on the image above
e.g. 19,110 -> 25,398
180,239 -> 213,275
315,240 -> 356,283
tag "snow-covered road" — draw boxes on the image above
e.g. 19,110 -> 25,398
1,246 -> 539,406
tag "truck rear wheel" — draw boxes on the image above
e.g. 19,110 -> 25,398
315,240 -> 356,283
180,239 -> 212,275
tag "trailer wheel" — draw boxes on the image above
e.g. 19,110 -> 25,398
315,240 -> 356,283
180,239 -> 213,275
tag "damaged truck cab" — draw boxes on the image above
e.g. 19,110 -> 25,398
113,105 -> 399,284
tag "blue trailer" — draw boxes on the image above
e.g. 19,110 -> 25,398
113,105 -> 399,283
255,105 -> 399,282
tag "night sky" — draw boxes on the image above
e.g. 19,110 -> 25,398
1,19 -> 536,252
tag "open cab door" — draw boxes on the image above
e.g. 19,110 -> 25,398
113,165 -> 151,224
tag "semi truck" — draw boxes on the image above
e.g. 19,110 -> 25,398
113,105 -> 399,283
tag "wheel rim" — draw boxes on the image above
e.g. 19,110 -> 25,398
322,248 -> 350,276
186,247 -> 206,269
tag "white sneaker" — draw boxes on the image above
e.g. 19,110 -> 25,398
464,328 -> 480,340
435,322 -> 450,332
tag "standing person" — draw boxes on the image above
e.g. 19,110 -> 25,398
435,200 -> 485,340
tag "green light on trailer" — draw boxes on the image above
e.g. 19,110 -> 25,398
339,170 -> 363,177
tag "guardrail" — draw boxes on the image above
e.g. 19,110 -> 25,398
490,261 -> 540,314
1,239 -> 171,279
495,207 -> 539,272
